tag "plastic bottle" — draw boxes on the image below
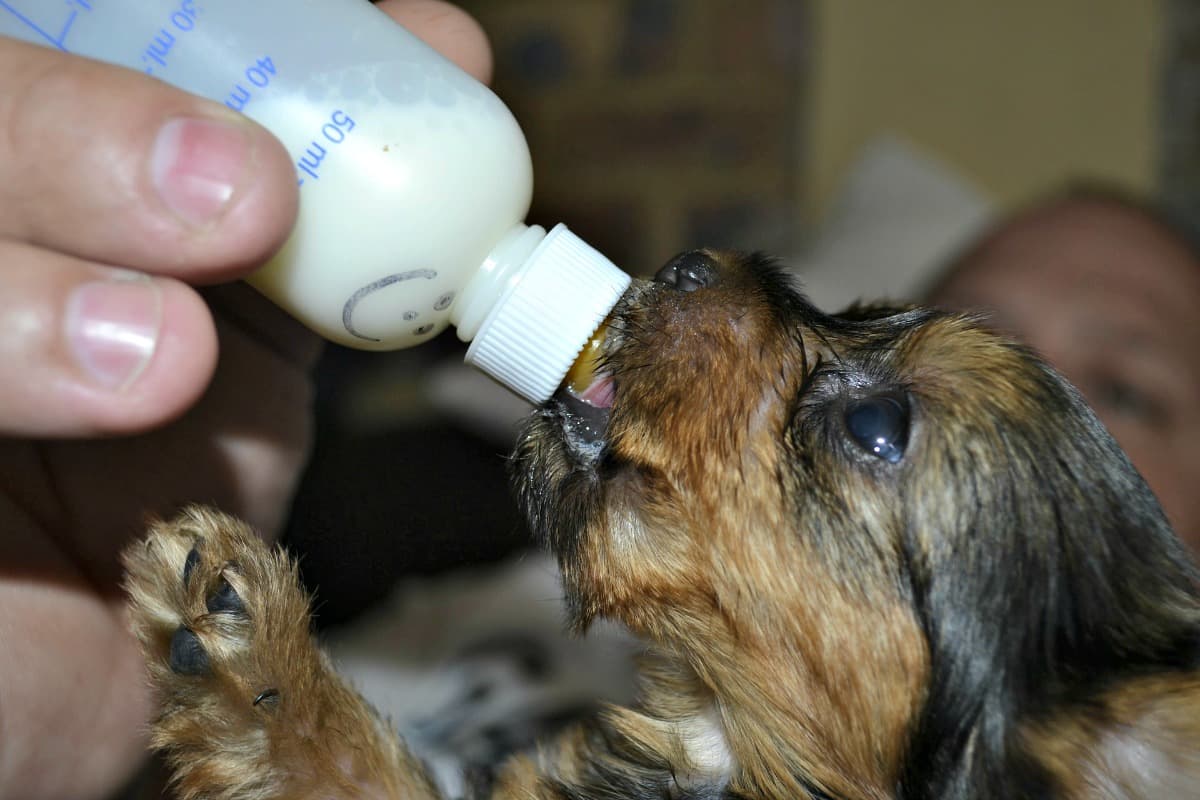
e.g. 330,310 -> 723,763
0,0 -> 630,403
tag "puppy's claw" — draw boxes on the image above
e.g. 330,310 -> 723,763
182,543 -> 201,587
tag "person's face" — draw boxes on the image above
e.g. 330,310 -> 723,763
932,204 -> 1200,553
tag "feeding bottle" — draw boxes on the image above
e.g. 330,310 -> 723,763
0,0 -> 630,403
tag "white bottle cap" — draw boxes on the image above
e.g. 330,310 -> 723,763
465,224 -> 631,404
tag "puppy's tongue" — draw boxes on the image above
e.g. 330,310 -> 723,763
575,373 -> 615,408
563,318 -> 614,409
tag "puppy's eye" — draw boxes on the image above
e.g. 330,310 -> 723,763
845,395 -> 908,463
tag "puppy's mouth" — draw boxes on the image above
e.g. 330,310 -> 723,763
550,320 -> 616,459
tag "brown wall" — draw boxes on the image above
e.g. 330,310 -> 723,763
460,0 -> 809,277
806,0 -> 1163,218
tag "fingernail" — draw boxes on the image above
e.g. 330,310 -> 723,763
66,275 -> 162,391
151,116 -> 252,226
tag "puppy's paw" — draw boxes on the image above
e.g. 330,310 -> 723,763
123,506 -> 434,800
121,507 -> 313,796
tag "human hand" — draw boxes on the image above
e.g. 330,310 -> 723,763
0,2 -> 492,797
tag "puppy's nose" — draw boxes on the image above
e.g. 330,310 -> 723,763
654,251 -> 715,292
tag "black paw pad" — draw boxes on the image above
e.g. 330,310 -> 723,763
205,577 -> 244,615
169,627 -> 210,676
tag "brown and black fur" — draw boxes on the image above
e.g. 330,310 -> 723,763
123,250 -> 1200,799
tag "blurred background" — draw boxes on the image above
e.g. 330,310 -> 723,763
466,0 -> 1194,273
284,0 -> 1199,627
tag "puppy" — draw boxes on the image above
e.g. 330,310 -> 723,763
123,250 -> 1200,799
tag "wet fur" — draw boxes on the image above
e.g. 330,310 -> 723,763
124,252 -> 1200,798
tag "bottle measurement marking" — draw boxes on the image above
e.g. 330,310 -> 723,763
295,109 -> 356,185
0,0 -> 92,52
141,0 -> 200,75
225,56 -> 277,111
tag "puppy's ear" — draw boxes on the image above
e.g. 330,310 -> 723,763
898,344 -> 1200,798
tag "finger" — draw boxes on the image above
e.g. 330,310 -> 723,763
376,0 -> 494,84
0,37 -> 298,284
0,240 -> 218,437
0,554 -> 151,799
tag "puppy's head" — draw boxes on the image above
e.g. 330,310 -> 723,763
512,251 -> 1200,796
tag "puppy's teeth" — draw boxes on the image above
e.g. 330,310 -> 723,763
564,317 -> 611,395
